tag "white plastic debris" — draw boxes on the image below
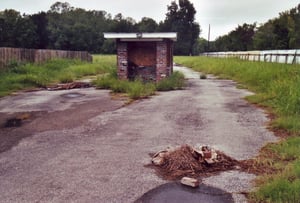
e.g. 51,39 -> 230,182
180,177 -> 200,187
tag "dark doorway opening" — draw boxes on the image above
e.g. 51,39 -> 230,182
128,42 -> 156,82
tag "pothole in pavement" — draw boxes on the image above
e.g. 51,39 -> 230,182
4,118 -> 22,127
3,113 -> 31,128
134,182 -> 234,203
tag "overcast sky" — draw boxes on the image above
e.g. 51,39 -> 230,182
1,0 -> 299,40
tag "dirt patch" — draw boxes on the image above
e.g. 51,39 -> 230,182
147,145 -> 240,180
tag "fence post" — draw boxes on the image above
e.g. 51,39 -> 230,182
285,54 -> 288,64
292,52 -> 297,64
259,54 -> 261,62
264,54 -> 266,62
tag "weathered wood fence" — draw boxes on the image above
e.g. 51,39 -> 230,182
0,47 -> 93,68
202,50 -> 300,65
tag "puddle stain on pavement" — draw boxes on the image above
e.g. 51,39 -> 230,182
135,182 -> 234,203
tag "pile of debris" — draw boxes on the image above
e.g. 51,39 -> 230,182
150,145 -> 239,180
47,82 -> 91,91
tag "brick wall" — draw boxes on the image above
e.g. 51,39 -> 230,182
117,42 -> 128,80
156,41 -> 168,81
116,40 -> 173,82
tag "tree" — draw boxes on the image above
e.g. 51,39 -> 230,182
109,13 -> 137,32
0,9 -> 38,48
288,4 -> 300,48
14,15 -> 38,48
0,9 -> 21,47
215,35 -> 231,51
214,23 -> 255,51
49,2 -> 74,13
137,17 -> 158,32
273,16 -> 289,49
253,3 -> 300,50
193,37 -> 216,54
253,21 -> 275,50
47,3 -> 110,52
30,12 -> 49,48
160,0 -> 200,55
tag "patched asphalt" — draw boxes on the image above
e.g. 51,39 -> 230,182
0,66 -> 277,202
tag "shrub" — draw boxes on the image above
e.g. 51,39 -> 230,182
20,74 -> 48,87
111,80 -> 130,93
58,72 -> 74,83
93,76 -> 116,89
94,76 -> 155,99
93,66 -> 186,98
128,81 -> 156,99
156,71 -> 185,91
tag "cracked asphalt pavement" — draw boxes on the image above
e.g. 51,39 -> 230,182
0,66 -> 277,202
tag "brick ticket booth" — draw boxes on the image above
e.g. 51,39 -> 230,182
104,33 -> 177,82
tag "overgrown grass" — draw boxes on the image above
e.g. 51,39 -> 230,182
93,70 -> 185,99
156,71 -> 185,91
176,56 -> 300,132
252,137 -> 300,203
175,56 -> 300,203
0,55 -> 116,97
0,54 -> 185,100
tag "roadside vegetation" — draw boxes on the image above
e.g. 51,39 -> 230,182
0,55 -> 185,100
0,55 -> 115,97
93,67 -> 185,100
175,56 -> 300,203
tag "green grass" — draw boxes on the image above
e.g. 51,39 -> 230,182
156,71 -> 185,91
93,70 -> 184,100
0,55 -> 116,97
176,56 -> 300,132
0,54 -> 184,100
175,56 -> 300,203
252,137 -> 300,203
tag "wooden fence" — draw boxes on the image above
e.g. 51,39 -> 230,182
0,47 -> 93,68
202,51 -> 300,65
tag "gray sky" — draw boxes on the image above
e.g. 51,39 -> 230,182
0,0 -> 299,40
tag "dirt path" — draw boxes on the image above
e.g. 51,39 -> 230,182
0,67 -> 277,202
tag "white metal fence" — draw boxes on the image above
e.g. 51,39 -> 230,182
202,50 -> 300,64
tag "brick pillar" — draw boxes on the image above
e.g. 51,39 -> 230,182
117,42 -> 128,80
156,41 -> 168,81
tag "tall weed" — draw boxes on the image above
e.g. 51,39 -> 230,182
93,70 -> 184,99
0,55 -> 115,97
156,71 -> 185,91
175,56 -> 300,130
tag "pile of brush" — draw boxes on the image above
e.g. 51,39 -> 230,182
151,145 -> 239,180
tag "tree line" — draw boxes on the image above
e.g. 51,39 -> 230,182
199,3 -> 300,52
2,1 -> 298,54
0,1 -> 200,55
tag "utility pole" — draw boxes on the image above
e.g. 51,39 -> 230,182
207,24 -> 211,52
